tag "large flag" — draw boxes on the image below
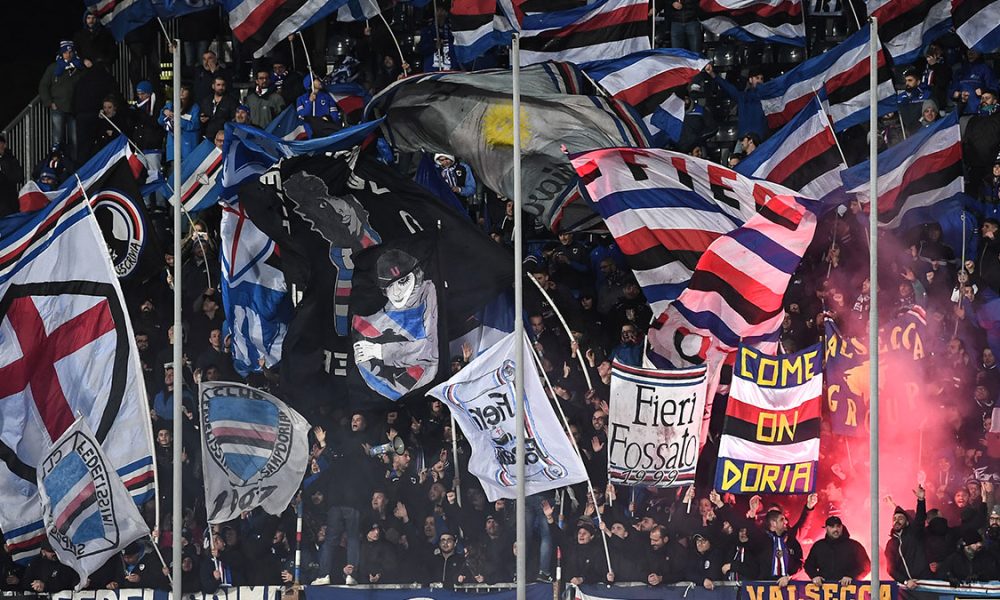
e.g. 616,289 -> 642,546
38,418 -> 148,583
265,105 -> 311,141
581,49 -> 710,145
841,111 -> 962,229
715,344 -> 822,495
756,27 -> 897,132
238,153 -> 514,405
518,0 -> 650,66
162,138 -> 224,213
607,363 -> 708,487
325,82 -> 372,125
222,0 -> 350,58
199,381 -> 310,523
86,0 -> 157,40
152,0 -> 219,18
698,0 -> 806,47
868,0 -> 952,65
0,188 -> 156,564
428,331 -> 588,501
367,63 -> 649,232
952,0 -> 1000,54
824,319 -> 868,437
570,147 -> 799,315
734,96 -> 846,200
452,0 -> 505,65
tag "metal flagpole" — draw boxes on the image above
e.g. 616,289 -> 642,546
526,275 -> 595,390
868,16 -> 881,598
170,38 -> 184,599
450,413 -> 462,507
513,33 -> 527,600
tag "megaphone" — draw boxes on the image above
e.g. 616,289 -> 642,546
368,436 -> 406,457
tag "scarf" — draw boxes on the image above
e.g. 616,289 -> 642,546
768,531 -> 790,577
54,55 -> 83,78
440,165 -> 459,188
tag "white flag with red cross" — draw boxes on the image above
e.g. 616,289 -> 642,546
0,184 -> 156,564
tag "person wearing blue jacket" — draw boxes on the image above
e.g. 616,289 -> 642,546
705,63 -> 768,139
950,48 -> 999,115
159,83 -> 202,162
296,73 -> 341,125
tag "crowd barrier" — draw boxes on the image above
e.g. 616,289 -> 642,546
2,581 -> 1000,600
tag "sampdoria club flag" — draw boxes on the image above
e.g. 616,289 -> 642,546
715,344 -> 822,495
841,111 -> 962,229
868,0 -> 952,65
952,0 -> 1000,54
38,418 -> 148,584
0,189 -> 157,564
756,27 -> 896,132
222,0 -> 351,58
698,0 -> 806,47
518,0 -> 651,66
607,363 -> 708,487
199,381 -> 310,524
162,138 -> 224,213
429,331 -> 588,501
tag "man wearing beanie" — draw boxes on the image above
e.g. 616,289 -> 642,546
886,485 -> 932,588
39,41 -> 83,160
941,529 -> 1000,584
804,516 -> 870,585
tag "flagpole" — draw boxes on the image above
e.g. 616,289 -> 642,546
512,32 -> 527,600
813,90 -> 849,167
450,413 -> 462,507
171,37 -> 184,600
526,275 -> 595,391
868,16 -> 881,596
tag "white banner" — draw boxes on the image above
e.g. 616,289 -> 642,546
199,382 -> 310,524
607,362 -> 708,487
429,332 -> 587,501
38,418 -> 149,585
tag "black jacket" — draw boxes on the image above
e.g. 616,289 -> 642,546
804,533 -> 870,581
684,547 -> 725,584
22,554 -> 77,592
941,548 -> 1000,584
885,499 -> 932,582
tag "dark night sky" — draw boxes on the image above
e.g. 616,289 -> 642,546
0,2 -> 83,126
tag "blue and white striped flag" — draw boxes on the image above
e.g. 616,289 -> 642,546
38,418 -> 149,584
699,0 -> 806,47
86,0 -> 157,40
868,0 -> 951,66
952,0 -> 1000,54
162,139 -> 224,213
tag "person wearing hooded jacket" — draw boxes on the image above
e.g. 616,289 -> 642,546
296,74 -> 341,127
885,485 -> 932,588
804,516 -> 870,584
941,530 -> 1000,584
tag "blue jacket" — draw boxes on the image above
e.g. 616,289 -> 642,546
896,84 -> 932,105
159,101 -> 202,161
950,60 -> 999,114
713,76 -> 768,138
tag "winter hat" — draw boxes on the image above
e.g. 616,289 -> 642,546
893,506 -> 909,521
136,80 -> 154,95
434,153 -> 455,164
922,99 -> 938,113
961,530 -> 983,546
59,40 -> 75,54
236,103 -> 251,114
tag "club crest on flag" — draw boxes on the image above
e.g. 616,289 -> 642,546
0,281 -> 130,481
202,389 -> 294,486
90,189 -> 148,279
39,430 -> 120,559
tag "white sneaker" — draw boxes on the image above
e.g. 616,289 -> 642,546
310,576 -> 331,586
345,575 -> 358,586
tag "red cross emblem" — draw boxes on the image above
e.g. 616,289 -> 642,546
0,282 -> 129,481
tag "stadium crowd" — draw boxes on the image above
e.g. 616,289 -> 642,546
3,1 -> 1000,594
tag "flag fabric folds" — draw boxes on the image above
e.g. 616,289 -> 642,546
163,138 -> 224,213
222,0 -> 350,58
824,319 -> 868,437
428,332 -> 588,501
265,105 -> 311,141
607,362 -> 708,487
841,111 -> 962,228
38,418 -> 149,584
452,0 -> 505,65
714,344 -> 822,495
952,0 -> 1000,54
581,49 -> 710,145
367,63 -> 649,232
868,0 -> 952,65
0,188 -> 157,564
571,148 -> 799,315
755,27 -> 897,132
199,381 -> 310,523
734,96 -> 846,200
86,0 -> 157,40
698,0 -> 807,47
518,0 -> 650,66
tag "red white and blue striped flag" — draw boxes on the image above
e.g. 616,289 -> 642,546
519,0 -> 650,66
85,0 -> 157,40
841,111 -> 963,229
581,49 -> 710,145
571,148 -> 800,316
222,0 -> 350,58
952,0 -> 1000,54
699,0 -> 806,47
734,95 -> 845,200
868,0 -> 952,65
756,27 -> 897,132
